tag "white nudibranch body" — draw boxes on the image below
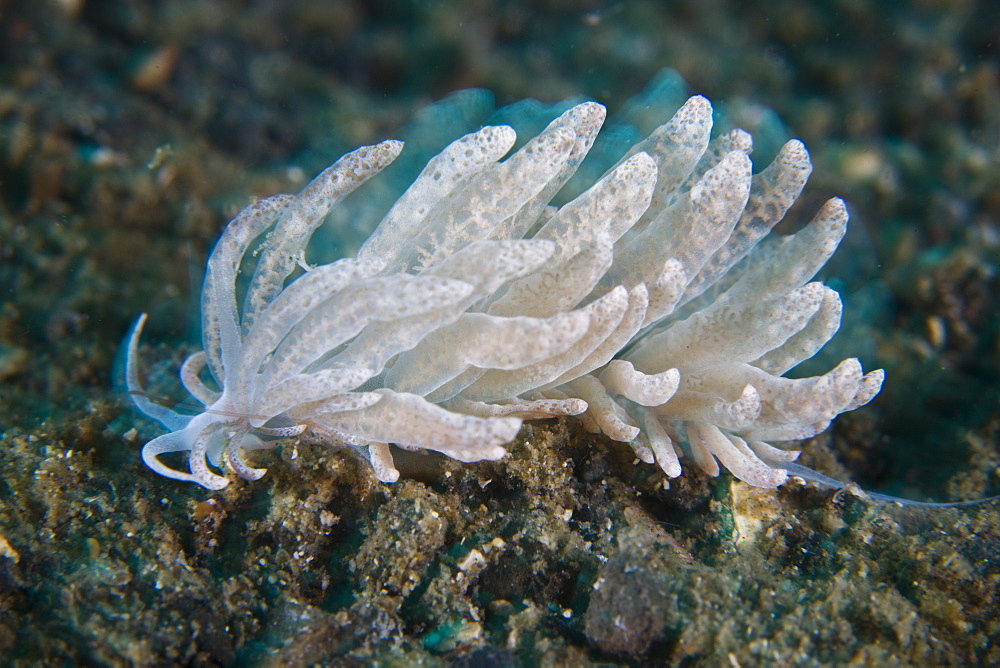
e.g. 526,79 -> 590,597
126,94 -> 883,490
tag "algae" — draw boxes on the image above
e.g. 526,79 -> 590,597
2,0 -> 1000,665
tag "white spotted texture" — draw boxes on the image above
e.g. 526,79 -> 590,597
125,93 -> 882,490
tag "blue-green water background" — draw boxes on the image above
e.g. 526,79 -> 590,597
1,1 -> 999,664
